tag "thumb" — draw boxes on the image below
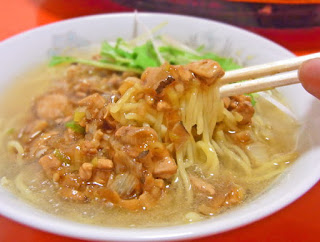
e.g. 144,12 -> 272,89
298,58 -> 320,99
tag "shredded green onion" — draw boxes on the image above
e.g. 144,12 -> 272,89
65,121 -> 85,134
53,149 -> 71,164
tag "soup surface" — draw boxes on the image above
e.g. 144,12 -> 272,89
0,48 -> 299,227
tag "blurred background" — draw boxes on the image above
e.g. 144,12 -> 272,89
33,0 -> 320,53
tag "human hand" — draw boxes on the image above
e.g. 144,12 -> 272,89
298,58 -> 320,99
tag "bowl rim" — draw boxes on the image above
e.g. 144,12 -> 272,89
0,12 -> 319,242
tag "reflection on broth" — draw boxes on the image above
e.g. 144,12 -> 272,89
0,49 -> 299,227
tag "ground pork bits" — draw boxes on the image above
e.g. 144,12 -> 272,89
18,61 -> 252,211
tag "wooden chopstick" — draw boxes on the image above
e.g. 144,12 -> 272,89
220,71 -> 299,97
219,52 -> 320,97
220,52 -> 320,85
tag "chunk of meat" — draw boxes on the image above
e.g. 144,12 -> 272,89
189,174 -> 215,196
91,170 -> 110,184
114,126 -> 177,179
80,140 -> 98,155
171,65 -> 194,82
52,173 -> 60,182
96,188 -> 121,204
134,173 -> 164,209
115,126 -> 158,147
169,122 -> 189,150
141,60 -> 223,96
141,66 -> 173,91
138,147 -> 177,180
102,183 -> 163,211
35,94 -> 72,120
85,129 -> 104,149
78,93 -> 106,109
78,93 -> 106,120
187,59 -> 224,85
198,185 -> 245,215
154,179 -> 165,190
198,194 -> 225,215
141,64 -> 193,94
225,185 -> 245,205
96,158 -> 113,169
138,191 -> 157,209
79,163 -> 93,181
228,95 -> 255,125
231,130 -> 251,144
39,155 -> 62,177
153,156 -> 177,179
156,100 -> 171,111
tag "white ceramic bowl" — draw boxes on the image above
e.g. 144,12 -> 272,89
0,13 -> 319,242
